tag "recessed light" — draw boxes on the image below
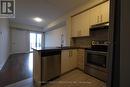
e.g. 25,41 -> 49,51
33,17 -> 43,22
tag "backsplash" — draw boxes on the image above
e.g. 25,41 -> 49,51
72,29 -> 108,47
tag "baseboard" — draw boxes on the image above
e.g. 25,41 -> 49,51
0,55 -> 10,71
60,68 -> 77,76
0,62 -> 4,70
5,78 -> 33,87
0,65 -> 2,70
10,52 -> 31,55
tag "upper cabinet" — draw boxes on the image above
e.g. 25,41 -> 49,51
71,10 -> 90,37
71,1 -> 109,37
90,1 -> 109,26
89,4 -> 101,26
100,1 -> 110,23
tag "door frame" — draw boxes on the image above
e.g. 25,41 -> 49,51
107,0 -> 120,87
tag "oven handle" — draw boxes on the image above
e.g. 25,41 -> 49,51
86,50 -> 108,55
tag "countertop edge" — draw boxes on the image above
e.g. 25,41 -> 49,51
32,47 -> 91,51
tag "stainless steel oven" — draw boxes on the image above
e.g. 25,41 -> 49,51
86,50 -> 107,68
85,41 -> 108,82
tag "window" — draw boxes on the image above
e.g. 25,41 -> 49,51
30,32 -> 42,51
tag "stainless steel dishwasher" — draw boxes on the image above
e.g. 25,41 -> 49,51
41,50 -> 61,82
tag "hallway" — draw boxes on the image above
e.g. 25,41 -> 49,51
0,53 -> 33,87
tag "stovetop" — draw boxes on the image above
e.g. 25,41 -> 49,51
91,45 -> 108,52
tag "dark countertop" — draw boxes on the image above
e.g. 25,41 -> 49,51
32,46 -> 91,51
33,46 -> 91,57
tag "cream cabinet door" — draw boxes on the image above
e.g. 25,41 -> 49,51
80,10 -> 90,37
71,14 -> 81,37
100,1 -> 110,23
61,50 -> 70,74
71,10 -> 90,37
89,5 -> 100,26
90,1 -> 109,26
61,49 -> 78,74
77,49 -> 85,71
69,50 -> 77,70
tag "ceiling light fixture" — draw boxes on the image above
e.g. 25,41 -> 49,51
33,17 -> 43,22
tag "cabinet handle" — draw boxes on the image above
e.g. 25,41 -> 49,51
69,51 -> 73,57
80,30 -> 82,36
101,15 -> 103,22
69,51 -> 71,57
70,51 -> 72,57
79,30 -> 81,36
78,30 -> 81,36
71,51 -> 73,56
97,16 -> 99,23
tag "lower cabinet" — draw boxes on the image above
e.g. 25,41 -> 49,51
77,49 -> 85,71
61,49 -> 85,74
69,50 -> 77,70
61,49 -> 77,74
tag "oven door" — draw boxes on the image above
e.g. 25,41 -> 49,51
85,50 -> 108,81
86,50 -> 108,68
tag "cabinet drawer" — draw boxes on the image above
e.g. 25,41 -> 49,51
85,66 -> 107,81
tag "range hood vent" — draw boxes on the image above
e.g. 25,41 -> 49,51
90,22 -> 109,30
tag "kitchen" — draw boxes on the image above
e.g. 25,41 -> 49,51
0,0 -> 112,87
33,0 -> 110,87
1,0 -> 130,87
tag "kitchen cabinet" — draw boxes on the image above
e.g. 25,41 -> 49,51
100,1 -> 110,23
90,1 -> 109,26
71,1 -> 109,37
89,5 -> 100,25
71,10 -> 90,37
77,49 -> 85,71
61,50 -> 70,74
61,49 -> 77,74
69,50 -> 77,70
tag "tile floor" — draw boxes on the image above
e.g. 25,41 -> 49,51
6,70 -> 106,87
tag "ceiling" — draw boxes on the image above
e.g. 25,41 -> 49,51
10,0 -> 89,28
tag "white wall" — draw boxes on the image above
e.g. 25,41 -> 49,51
44,0 -> 107,46
10,29 -> 30,54
0,19 -> 10,70
10,28 -> 44,54
10,22 -> 43,32
45,26 -> 66,47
